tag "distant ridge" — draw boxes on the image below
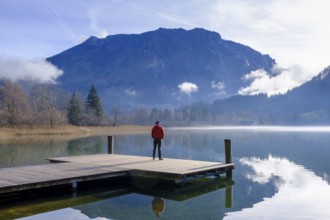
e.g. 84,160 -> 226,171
211,66 -> 330,125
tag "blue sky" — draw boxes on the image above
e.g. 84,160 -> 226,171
1,0 -> 330,94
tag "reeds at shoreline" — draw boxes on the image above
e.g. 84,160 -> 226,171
0,125 -> 151,140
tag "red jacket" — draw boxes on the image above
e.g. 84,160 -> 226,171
151,125 -> 164,139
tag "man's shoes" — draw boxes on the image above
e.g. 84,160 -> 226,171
153,157 -> 155,160
159,158 -> 163,160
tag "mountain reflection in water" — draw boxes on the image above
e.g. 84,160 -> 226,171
2,126 -> 330,219
225,156 -> 330,219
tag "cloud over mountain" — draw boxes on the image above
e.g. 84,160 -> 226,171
239,65 -> 310,96
0,57 -> 63,83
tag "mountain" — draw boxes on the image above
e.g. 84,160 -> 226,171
47,28 -> 276,110
283,66 -> 330,122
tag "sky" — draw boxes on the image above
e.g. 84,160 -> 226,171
1,0 -> 330,94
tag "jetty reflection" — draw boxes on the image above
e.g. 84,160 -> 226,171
1,176 -> 234,220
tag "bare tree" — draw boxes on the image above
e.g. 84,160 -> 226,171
30,85 -> 66,127
110,105 -> 122,126
0,80 -> 30,126
133,108 -> 150,125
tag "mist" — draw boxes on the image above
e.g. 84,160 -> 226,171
0,57 -> 63,83
238,64 -> 312,96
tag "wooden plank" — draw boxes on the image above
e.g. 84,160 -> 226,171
0,161 -> 129,194
48,154 -> 234,175
0,167 -> 126,193
0,154 -> 234,195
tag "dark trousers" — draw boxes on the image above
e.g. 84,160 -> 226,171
153,139 -> 162,159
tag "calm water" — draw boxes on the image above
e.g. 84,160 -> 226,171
1,126 -> 330,220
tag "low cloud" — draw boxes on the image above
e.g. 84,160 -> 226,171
0,57 -> 63,83
239,65 -> 311,96
124,89 -> 136,96
211,80 -> 226,96
178,82 -> 198,95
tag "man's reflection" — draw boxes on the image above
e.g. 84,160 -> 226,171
152,197 -> 165,218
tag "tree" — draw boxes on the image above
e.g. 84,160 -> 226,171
67,92 -> 84,125
163,109 -> 172,124
134,108 -> 149,125
110,105 -> 122,126
84,85 -> 104,126
30,84 -> 66,127
86,85 -> 103,118
0,80 -> 30,125
150,108 -> 162,121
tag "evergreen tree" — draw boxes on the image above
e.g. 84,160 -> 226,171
67,92 -> 83,125
86,85 -> 103,118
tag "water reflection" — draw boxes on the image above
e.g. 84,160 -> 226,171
151,197 -> 165,218
0,136 -> 107,168
225,155 -> 330,219
1,127 -> 330,219
18,208 -> 101,220
13,177 -> 234,220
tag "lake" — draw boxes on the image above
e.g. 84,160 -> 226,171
1,126 -> 330,220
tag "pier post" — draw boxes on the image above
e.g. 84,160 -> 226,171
224,139 -> 232,178
108,136 -> 114,154
225,186 -> 233,208
224,139 -> 232,164
71,181 -> 77,192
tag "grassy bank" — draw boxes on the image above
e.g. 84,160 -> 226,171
0,125 -> 151,140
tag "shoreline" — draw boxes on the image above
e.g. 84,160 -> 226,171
0,125 -> 152,140
2,124 -> 328,140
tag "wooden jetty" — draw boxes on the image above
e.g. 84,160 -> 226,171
48,154 -> 234,183
0,154 -> 234,195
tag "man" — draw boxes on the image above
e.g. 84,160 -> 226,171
151,120 -> 164,160
152,196 -> 165,217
